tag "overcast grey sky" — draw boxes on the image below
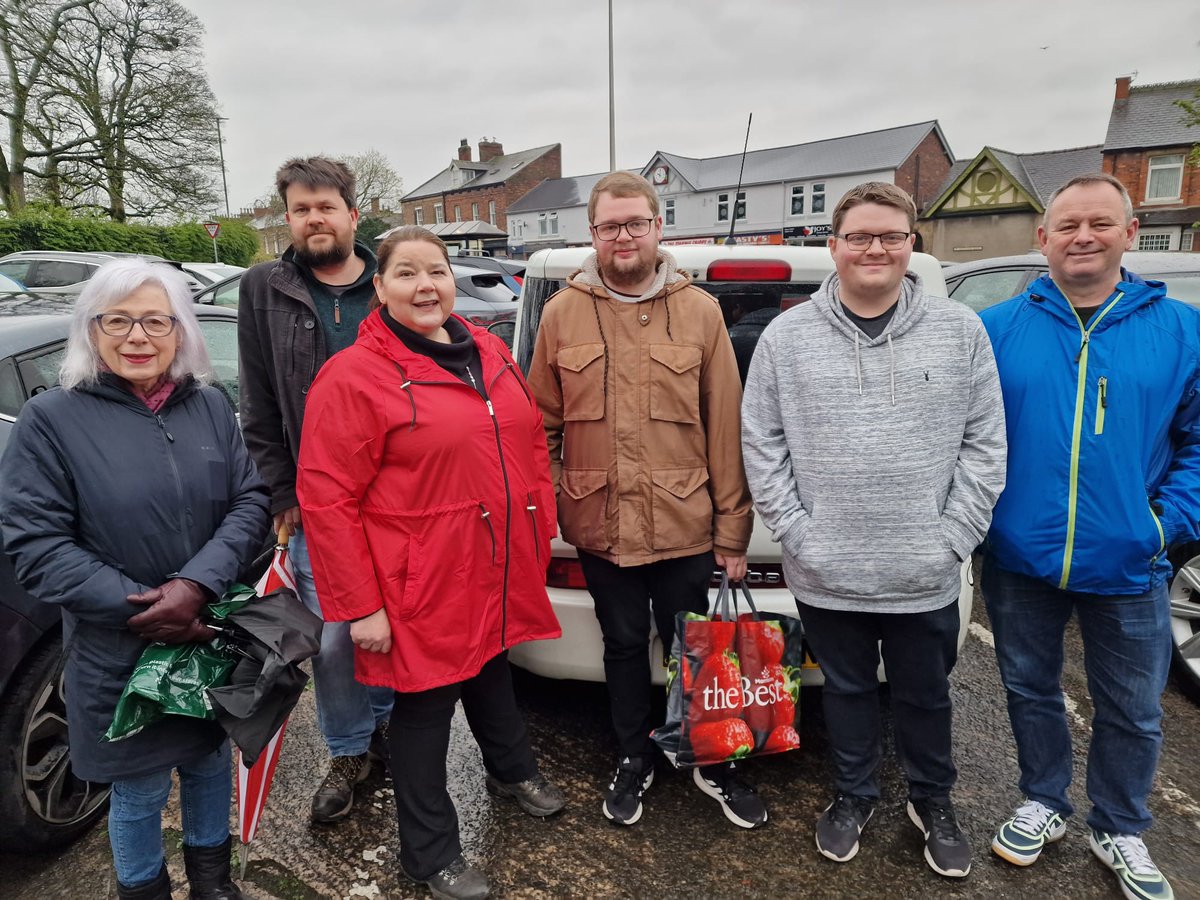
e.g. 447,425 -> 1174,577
179,0 -> 1200,214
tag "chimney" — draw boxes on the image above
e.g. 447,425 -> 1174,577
479,139 -> 504,163
1115,75 -> 1132,101
458,139 -> 472,162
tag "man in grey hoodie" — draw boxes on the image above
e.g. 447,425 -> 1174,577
741,182 -> 1007,878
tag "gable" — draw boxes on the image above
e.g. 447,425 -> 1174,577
926,149 -> 1041,217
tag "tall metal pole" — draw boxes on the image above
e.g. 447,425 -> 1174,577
215,116 -> 230,218
608,0 -> 615,172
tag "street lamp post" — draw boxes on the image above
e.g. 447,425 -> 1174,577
215,116 -> 230,218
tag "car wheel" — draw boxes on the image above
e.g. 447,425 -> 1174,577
0,634 -> 110,853
1168,545 -> 1200,703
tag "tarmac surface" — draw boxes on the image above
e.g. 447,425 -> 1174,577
5,566 -> 1200,899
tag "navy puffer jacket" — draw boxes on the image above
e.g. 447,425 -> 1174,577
0,375 -> 269,781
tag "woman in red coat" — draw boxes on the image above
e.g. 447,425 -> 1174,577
298,226 -> 563,900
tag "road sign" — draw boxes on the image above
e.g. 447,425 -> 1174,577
204,222 -> 220,239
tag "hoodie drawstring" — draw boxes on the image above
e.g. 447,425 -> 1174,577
589,287 -> 610,400
852,331 -> 896,406
854,331 -> 863,396
887,333 -> 896,407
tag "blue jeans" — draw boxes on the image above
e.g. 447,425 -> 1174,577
982,560 -> 1172,834
108,742 -> 231,888
291,530 -> 393,757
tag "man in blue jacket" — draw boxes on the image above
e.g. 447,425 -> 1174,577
981,173 -> 1200,900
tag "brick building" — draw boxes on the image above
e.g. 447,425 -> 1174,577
399,139 -> 562,248
1104,76 -> 1200,252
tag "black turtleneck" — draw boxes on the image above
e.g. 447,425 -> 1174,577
379,308 -> 487,397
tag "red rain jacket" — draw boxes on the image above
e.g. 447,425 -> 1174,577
297,311 -> 561,692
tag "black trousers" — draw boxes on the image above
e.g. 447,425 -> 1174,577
796,598 -> 960,803
579,549 -> 715,761
388,651 -> 537,880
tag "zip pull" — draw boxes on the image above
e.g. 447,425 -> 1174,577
155,415 -> 174,442
1098,376 -> 1108,408
334,296 -> 341,325
478,502 -> 497,564
1074,331 -> 1090,364
485,399 -> 495,418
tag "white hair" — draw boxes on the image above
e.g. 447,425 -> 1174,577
60,259 -> 211,391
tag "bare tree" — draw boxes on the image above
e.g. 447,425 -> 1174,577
341,149 -> 404,213
0,0 -> 99,212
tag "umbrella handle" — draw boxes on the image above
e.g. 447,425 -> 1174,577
275,525 -> 291,548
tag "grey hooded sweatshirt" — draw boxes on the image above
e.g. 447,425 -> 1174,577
741,271 -> 1007,613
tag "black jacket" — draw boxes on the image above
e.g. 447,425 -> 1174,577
0,376 -> 270,781
237,244 -> 376,515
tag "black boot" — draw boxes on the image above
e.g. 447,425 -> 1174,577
182,834 -> 244,900
116,861 -> 172,900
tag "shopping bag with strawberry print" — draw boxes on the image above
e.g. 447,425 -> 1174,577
652,575 -> 803,767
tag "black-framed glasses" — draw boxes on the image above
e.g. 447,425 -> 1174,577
591,218 -> 654,241
835,231 -> 911,251
93,313 -> 178,337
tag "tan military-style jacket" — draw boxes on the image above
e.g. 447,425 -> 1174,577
527,262 -> 753,566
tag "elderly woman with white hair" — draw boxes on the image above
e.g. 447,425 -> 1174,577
0,259 -> 269,900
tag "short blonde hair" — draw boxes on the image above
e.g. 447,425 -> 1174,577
832,182 -> 917,234
588,172 -> 659,221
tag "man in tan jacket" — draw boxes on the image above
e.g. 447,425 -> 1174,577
527,172 -> 760,829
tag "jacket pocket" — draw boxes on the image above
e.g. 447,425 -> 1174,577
650,466 -> 713,551
559,468 -> 610,551
557,343 -> 605,421
649,344 -> 703,425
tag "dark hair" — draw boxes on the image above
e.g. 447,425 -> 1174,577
370,226 -> 452,311
831,181 -> 917,234
275,157 -> 357,211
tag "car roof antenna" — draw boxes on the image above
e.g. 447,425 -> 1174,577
724,113 -> 753,247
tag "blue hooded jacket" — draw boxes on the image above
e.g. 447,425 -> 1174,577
980,271 -> 1200,594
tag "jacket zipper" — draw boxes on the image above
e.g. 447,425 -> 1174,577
155,412 -> 197,559
1148,500 -> 1166,568
1094,376 -> 1108,435
1059,291 -> 1123,589
467,366 -> 513,648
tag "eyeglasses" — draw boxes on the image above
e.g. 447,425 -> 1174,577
591,218 -> 654,241
93,313 -> 178,337
835,232 -> 912,251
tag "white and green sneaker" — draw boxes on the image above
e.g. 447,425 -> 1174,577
992,799 -> 1066,866
1089,829 -> 1174,900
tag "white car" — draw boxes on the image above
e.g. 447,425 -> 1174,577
503,244 -> 971,685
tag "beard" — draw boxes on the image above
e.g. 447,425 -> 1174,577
293,231 -> 354,269
601,249 -> 657,293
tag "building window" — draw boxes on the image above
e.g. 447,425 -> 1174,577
812,183 -> 826,214
1137,232 -> 1172,251
718,192 -> 746,222
434,203 -> 444,224
538,213 -> 548,235
791,185 -> 804,216
1146,154 -> 1184,202
415,207 -> 424,226
1183,231 -> 1195,252
549,212 -> 559,235
454,205 -> 462,222
489,200 -> 496,225
665,198 -> 675,227
734,191 -> 746,220
471,202 -> 479,220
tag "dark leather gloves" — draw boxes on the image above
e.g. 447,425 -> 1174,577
127,578 -> 215,643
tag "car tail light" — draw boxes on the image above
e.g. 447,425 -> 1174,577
546,556 -> 589,589
706,260 -> 791,282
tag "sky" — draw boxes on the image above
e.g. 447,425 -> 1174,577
179,0 -> 1200,215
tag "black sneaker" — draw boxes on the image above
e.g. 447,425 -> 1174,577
310,753 -> 370,823
601,757 -> 654,825
485,772 -> 566,817
692,762 -> 768,829
403,854 -> 490,900
815,792 -> 876,862
908,798 -> 972,877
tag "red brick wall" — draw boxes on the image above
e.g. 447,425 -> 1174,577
895,130 -> 954,212
1105,147 -> 1200,209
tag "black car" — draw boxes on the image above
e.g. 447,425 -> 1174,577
0,292 -> 243,852
944,250 -> 1200,313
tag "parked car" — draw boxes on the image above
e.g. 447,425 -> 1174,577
194,271 -> 242,308
0,292 -> 243,853
0,251 -> 210,295
449,251 -> 526,291
501,245 -> 973,686
944,250 -> 1200,312
179,262 -> 245,287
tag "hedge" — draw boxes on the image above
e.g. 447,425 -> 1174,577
0,213 -> 260,267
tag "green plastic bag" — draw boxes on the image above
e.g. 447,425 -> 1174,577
104,585 -> 257,742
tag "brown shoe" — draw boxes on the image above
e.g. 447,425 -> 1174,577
310,753 -> 370,823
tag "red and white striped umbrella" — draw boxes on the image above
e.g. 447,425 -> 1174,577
238,526 -> 296,878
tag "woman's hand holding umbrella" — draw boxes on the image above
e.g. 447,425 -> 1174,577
351,608 -> 391,654
127,578 -> 215,643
